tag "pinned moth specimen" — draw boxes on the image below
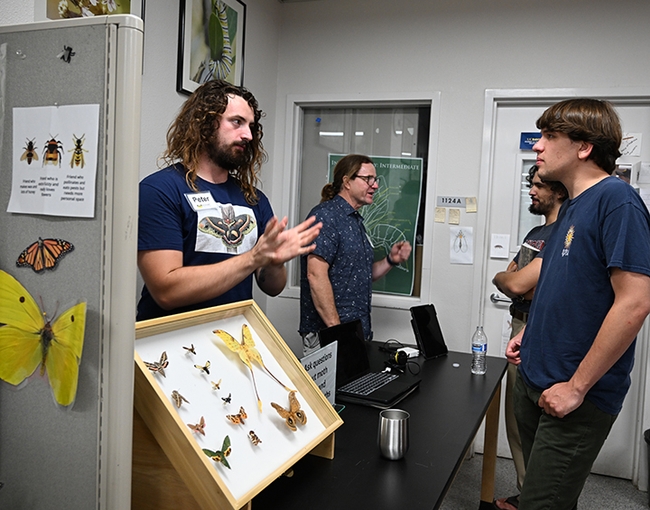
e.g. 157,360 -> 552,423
211,379 -> 222,391
271,391 -> 307,432
187,416 -> 206,436
226,406 -> 247,425
171,390 -> 189,408
144,351 -> 168,378
214,324 -> 292,412
203,435 -> 232,469
221,392 -> 232,405
183,344 -> 196,355
248,430 -> 262,446
194,360 -> 211,375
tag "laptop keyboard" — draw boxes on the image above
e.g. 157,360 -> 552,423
339,371 -> 398,396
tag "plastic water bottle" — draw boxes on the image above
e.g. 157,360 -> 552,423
471,326 -> 487,375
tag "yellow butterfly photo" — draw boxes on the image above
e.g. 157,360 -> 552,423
271,391 -> 307,432
0,270 -> 86,407
213,324 -> 292,412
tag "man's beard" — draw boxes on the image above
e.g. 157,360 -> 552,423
529,199 -> 552,216
206,138 -> 251,171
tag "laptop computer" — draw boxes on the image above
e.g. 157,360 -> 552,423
318,320 -> 421,406
410,304 -> 448,359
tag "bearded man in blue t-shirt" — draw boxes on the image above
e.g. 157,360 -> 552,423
506,98 -> 650,510
137,80 -> 321,320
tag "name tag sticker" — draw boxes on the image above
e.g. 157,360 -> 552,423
185,192 -> 218,211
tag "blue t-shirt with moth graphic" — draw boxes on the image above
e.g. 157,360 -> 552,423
137,165 -> 273,320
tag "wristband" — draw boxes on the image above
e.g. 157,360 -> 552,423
386,253 -> 399,267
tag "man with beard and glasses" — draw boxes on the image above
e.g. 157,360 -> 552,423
299,154 -> 412,355
136,80 -> 321,321
491,165 -> 567,510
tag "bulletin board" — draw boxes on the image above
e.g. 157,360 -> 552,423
0,16 -> 143,510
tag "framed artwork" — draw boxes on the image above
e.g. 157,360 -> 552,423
133,300 -> 342,510
177,0 -> 246,95
37,0 -> 145,20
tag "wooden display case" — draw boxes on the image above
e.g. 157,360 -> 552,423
132,300 -> 343,510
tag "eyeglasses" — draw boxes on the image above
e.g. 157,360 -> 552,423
353,174 -> 381,186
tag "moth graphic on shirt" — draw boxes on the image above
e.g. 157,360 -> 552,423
198,204 -> 256,251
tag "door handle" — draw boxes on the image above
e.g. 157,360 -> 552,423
490,293 -> 512,304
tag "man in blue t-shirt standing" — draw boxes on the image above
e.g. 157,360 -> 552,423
492,165 -> 567,510
137,80 -> 321,320
506,98 -> 650,510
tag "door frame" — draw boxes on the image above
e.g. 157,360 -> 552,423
471,87 -> 650,488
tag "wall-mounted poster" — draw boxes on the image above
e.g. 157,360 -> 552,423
8,104 -> 100,218
328,154 -> 422,296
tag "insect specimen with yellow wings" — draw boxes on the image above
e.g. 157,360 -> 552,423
213,324 -> 292,412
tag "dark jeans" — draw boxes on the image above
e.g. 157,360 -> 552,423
514,370 -> 617,510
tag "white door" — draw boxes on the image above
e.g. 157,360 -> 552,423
473,90 -> 650,480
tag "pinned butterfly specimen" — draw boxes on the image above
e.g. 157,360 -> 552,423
0,270 -> 86,407
271,391 -> 307,432
213,324 -> 292,412
183,344 -> 196,355
221,392 -> 231,405
226,406 -> 247,425
248,430 -> 262,446
187,416 -> 206,436
194,360 -> 211,375
203,435 -> 232,469
211,379 -> 222,391
171,390 -> 189,408
16,237 -> 74,273
144,351 -> 168,378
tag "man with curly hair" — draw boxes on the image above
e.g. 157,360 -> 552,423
137,80 -> 320,320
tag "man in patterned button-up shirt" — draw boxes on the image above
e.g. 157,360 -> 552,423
299,154 -> 411,355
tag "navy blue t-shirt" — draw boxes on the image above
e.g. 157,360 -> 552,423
299,195 -> 375,339
520,176 -> 650,414
137,165 -> 274,320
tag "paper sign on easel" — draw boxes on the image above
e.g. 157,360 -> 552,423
301,342 -> 337,405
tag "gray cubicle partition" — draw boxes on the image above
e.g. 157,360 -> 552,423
0,15 -> 142,510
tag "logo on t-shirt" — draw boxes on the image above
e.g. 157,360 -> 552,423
562,225 -> 575,257
196,203 -> 257,254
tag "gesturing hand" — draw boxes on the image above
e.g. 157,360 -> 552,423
253,216 -> 321,267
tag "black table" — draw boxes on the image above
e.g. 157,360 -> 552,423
253,345 -> 508,509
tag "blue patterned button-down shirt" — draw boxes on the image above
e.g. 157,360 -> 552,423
299,195 -> 375,339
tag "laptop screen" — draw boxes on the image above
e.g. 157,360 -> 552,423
318,320 -> 369,388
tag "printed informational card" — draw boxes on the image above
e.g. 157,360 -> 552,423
8,104 -> 100,218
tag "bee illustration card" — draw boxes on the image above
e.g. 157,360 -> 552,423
9,104 -> 100,218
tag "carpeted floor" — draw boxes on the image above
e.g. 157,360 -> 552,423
439,454 -> 648,509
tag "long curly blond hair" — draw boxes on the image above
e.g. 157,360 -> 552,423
161,80 -> 267,205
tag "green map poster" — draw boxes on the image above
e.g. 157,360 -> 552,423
328,154 -> 423,296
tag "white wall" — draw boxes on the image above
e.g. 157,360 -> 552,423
4,0 -> 650,354
266,0 -> 650,354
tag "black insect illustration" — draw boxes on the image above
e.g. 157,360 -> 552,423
21,138 -> 38,165
69,134 -> 88,168
42,135 -> 64,167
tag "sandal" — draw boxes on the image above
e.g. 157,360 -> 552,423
493,494 -> 519,510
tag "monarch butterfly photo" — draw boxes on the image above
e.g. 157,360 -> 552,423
16,237 -> 74,273
0,270 -> 87,407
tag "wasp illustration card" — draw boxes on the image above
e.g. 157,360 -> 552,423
8,104 -> 99,218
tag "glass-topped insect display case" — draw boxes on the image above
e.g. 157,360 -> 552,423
133,300 -> 343,510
